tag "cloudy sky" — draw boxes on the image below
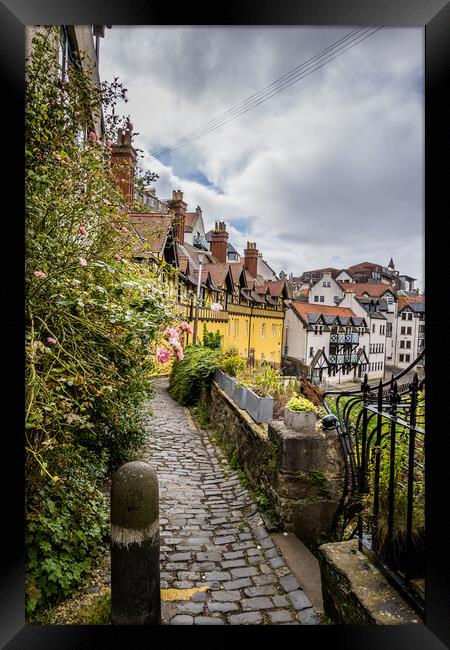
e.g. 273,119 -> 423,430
99,26 -> 424,289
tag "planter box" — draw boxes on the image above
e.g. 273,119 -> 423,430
214,369 -> 226,389
244,386 -> 274,423
222,374 -> 238,398
231,383 -> 248,410
283,408 -> 317,433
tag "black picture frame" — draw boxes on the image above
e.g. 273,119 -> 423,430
1,0 -> 448,647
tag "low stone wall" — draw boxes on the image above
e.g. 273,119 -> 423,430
207,382 -> 345,550
318,539 -> 423,625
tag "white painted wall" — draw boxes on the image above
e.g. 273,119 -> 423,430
308,272 -> 343,307
395,309 -> 422,368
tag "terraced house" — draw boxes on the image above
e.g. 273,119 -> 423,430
111,127 -> 288,364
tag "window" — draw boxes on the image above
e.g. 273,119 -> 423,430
401,326 -> 406,335
261,323 -> 265,337
406,340 -> 411,349
407,327 -> 412,335
314,295 -> 319,302
320,296 -> 324,303
304,273 -> 310,279
400,340 -> 405,349
323,281 -> 331,287
408,313 -> 412,321
386,323 -> 392,337
405,354 -> 410,362
309,347 -> 314,357
402,312 -> 407,320
399,354 -> 404,362
372,324 -> 375,333
419,325 -> 425,333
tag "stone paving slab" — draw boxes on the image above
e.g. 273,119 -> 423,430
144,379 -> 321,625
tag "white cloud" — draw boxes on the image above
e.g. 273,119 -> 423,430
100,26 -> 424,288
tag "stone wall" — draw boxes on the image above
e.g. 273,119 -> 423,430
207,382 -> 345,550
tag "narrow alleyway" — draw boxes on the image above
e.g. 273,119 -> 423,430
143,378 -> 321,625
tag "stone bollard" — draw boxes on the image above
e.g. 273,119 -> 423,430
111,461 -> 161,625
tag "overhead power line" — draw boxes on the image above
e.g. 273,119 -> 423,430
150,25 -> 384,160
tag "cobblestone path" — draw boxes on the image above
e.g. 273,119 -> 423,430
143,378 -> 321,625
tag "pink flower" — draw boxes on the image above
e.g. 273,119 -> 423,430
79,226 -> 88,237
79,258 -> 87,266
180,322 -> 193,334
169,337 -> 182,349
156,347 -> 170,364
164,326 -> 180,339
34,271 -> 47,279
88,131 -> 97,143
47,337 -> 57,345
114,254 -> 122,261
176,348 -> 184,361
121,226 -> 129,232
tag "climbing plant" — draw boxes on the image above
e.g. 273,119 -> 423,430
25,27 -> 177,618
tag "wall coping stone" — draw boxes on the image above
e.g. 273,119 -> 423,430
318,539 -> 423,625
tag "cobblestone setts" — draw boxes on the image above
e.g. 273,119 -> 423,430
144,379 -> 319,625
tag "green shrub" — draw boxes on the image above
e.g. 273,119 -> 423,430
26,444 -> 109,619
286,395 -> 318,413
219,354 -> 246,378
169,345 -> 219,405
202,324 -> 222,350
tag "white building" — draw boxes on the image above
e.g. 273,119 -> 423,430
282,272 -> 388,385
394,296 -> 425,368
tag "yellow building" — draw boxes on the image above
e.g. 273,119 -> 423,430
111,129 -> 287,365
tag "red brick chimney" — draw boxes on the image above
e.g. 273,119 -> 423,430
210,221 -> 229,263
244,242 -> 259,278
111,126 -> 137,204
167,190 -> 187,244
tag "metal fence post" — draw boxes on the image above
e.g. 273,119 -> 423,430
111,461 -> 161,625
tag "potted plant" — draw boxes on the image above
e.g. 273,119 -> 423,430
284,395 -> 318,432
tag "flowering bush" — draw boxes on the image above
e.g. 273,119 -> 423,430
286,395 -> 318,414
169,345 -> 219,405
25,28 -> 177,617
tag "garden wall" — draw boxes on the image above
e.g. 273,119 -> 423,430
206,381 -> 345,549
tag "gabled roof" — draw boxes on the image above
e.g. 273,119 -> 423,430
291,302 -> 356,325
398,295 -> 425,313
204,262 -> 234,291
127,213 -> 173,256
311,348 -> 329,369
184,212 -> 198,229
340,282 -> 396,298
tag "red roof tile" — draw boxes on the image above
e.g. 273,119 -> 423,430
127,213 -> 172,255
340,282 -> 395,298
292,302 -> 356,321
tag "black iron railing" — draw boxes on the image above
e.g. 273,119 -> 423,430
322,350 -> 425,617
